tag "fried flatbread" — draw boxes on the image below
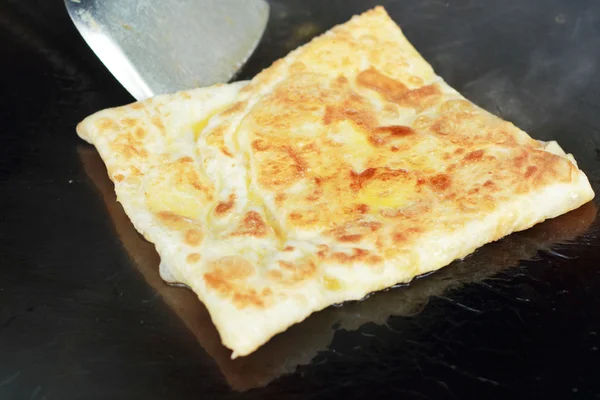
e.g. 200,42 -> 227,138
77,7 -> 594,358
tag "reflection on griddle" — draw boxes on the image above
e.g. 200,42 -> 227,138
79,146 -> 597,391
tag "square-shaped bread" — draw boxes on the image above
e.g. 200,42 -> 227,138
77,6 -> 594,358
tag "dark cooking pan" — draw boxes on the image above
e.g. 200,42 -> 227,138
2,0 -> 600,399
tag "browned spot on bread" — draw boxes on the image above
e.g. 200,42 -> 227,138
393,227 -> 421,244
397,84 -> 441,109
215,195 -> 235,216
97,118 -> 117,130
285,146 -> 307,175
338,234 -> 363,242
278,261 -> 294,271
269,258 -> 318,285
370,125 -> 415,146
204,256 -> 258,307
156,211 -> 200,231
134,126 -> 146,138
355,204 -> 369,214
513,152 -> 529,169
288,212 -> 301,221
185,229 -> 203,246
121,118 -> 137,127
463,149 -> 484,162
275,192 -> 287,205
267,270 -> 283,280
232,211 -> 268,237
316,244 -> 329,259
483,180 -> 497,191
251,139 -> 270,152
113,174 -> 124,182
222,101 -> 247,116
362,221 -> 383,231
327,248 -> 382,265
379,125 -> 415,137
525,165 -> 538,179
256,145 -> 308,188
283,246 -> 295,252
350,168 -> 377,191
151,116 -> 165,133
429,174 -> 451,191
187,253 -> 201,263
289,62 -> 307,74
205,125 -> 232,157
356,67 -> 408,101
233,291 -> 265,308
323,102 -> 374,130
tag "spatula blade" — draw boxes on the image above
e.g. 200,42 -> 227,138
65,0 -> 269,100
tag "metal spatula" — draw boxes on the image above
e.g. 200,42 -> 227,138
65,0 -> 269,101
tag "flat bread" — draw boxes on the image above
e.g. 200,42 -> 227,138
79,146 -> 596,390
77,6 -> 595,358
